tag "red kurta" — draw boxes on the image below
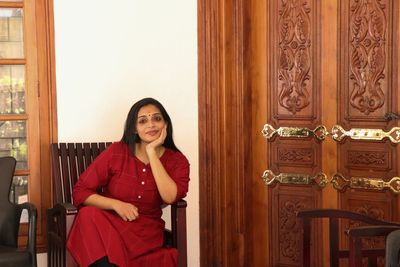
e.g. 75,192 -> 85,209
66,142 -> 190,267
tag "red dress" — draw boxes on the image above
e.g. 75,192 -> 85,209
66,142 -> 190,267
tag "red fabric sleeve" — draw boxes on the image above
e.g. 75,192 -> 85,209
169,152 -> 190,202
72,144 -> 115,207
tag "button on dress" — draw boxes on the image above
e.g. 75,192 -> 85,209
66,142 -> 190,267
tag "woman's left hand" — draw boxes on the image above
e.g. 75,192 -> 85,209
146,125 -> 167,154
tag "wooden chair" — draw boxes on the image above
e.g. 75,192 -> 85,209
297,209 -> 400,267
46,142 -> 187,267
347,224 -> 400,267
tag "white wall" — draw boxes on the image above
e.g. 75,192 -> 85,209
50,1 -> 199,266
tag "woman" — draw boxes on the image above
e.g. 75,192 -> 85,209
66,98 -> 190,267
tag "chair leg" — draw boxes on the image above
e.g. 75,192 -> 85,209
349,236 -> 362,267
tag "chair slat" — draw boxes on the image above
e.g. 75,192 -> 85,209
83,143 -> 92,168
59,143 -> 70,203
52,142 -> 113,205
51,144 -> 62,204
98,143 -> 106,153
67,143 -> 78,203
75,143 -> 84,176
91,143 -> 100,159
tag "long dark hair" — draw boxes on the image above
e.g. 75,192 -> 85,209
121,97 -> 180,155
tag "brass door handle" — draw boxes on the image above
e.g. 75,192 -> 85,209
331,125 -> 400,143
331,173 -> 400,194
262,170 -> 328,188
261,124 -> 328,141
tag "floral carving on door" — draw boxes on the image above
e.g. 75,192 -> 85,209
349,0 -> 387,114
278,0 -> 312,114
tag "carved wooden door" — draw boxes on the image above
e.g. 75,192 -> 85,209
249,0 -> 400,266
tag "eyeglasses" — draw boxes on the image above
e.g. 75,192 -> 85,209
137,113 -> 164,125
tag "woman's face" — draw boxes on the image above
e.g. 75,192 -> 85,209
135,104 -> 166,144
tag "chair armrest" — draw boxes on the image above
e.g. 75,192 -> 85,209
171,199 -> 187,267
49,202 -> 78,215
297,209 -> 399,224
47,203 -> 77,240
47,203 -> 78,267
17,202 -> 37,262
346,225 -> 400,238
174,199 -> 187,209
171,199 -> 187,246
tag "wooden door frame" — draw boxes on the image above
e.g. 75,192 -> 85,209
198,0 -> 253,266
35,0 -> 58,250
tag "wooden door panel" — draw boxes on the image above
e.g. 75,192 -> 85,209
269,0 -> 321,126
271,186 -> 323,266
338,140 -> 397,178
341,191 -> 397,222
265,0 -> 399,266
266,0 -> 325,265
198,0 -> 400,265
270,139 -> 321,175
334,4 -> 400,264
338,0 -> 398,127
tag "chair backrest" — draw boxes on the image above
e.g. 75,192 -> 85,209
0,157 -> 18,247
51,142 -> 112,205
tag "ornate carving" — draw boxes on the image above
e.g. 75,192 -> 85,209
349,0 -> 387,114
278,148 -> 313,163
350,205 -> 385,249
348,151 -> 387,167
278,0 -> 312,114
279,200 -> 305,262
354,205 -> 385,221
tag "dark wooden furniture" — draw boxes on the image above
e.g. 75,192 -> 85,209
0,156 -> 37,267
47,142 -> 187,267
297,209 -> 400,267
347,224 -> 400,267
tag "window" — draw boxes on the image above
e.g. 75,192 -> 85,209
0,0 -> 56,250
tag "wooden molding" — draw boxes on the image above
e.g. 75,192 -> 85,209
35,0 -> 57,251
198,0 -> 249,266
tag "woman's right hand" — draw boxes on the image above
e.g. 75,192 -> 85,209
112,200 -> 139,222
